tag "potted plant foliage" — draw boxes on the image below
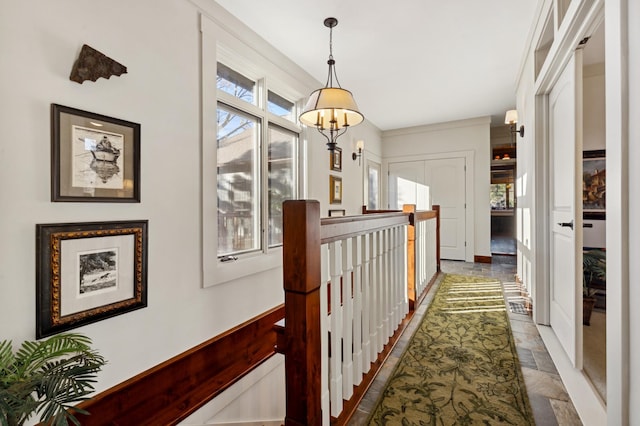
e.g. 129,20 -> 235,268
0,333 -> 106,426
582,248 -> 606,326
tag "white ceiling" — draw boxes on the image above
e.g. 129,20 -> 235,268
214,0 -> 541,131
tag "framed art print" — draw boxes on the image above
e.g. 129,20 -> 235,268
583,149 -> 605,220
51,104 -> 141,202
330,147 -> 342,172
329,175 -> 342,204
36,220 -> 148,338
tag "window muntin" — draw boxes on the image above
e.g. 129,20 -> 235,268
216,62 -> 301,259
217,105 -> 261,256
267,90 -> 295,121
268,125 -> 297,247
217,62 -> 256,105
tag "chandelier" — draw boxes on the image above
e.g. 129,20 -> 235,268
299,17 -> 364,152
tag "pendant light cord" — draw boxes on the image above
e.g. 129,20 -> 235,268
325,21 -> 342,88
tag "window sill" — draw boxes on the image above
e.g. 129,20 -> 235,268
205,248 -> 282,287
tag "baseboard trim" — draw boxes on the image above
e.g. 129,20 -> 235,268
474,255 -> 492,264
75,305 -> 285,425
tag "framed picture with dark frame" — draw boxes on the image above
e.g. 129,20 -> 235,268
583,149 -> 605,220
51,104 -> 141,202
330,147 -> 342,172
36,220 -> 148,338
328,209 -> 346,217
329,175 -> 342,204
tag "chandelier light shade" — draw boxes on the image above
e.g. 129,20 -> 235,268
299,17 -> 364,152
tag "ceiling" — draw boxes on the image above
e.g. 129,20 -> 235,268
214,0 -> 541,131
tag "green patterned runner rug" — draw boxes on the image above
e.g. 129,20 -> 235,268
368,274 -> 534,425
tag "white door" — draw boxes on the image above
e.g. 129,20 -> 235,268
548,51 -> 583,367
388,158 -> 466,260
424,158 -> 466,260
388,161 -> 426,210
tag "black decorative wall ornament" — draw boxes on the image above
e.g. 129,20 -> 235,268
69,44 -> 127,84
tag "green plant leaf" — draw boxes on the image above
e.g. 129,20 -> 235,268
0,334 -> 105,426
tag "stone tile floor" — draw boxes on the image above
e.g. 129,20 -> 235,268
347,259 -> 583,425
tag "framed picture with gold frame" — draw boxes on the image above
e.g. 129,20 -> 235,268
329,175 -> 342,204
330,147 -> 342,172
36,220 -> 148,338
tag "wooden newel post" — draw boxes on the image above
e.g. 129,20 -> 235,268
282,200 -> 322,426
403,204 -> 417,310
433,204 -> 441,272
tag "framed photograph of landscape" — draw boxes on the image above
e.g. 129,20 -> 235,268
36,220 -> 148,338
329,175 -> 342,204
330,147 -> 342,172
51,104 -> 141,202
583,149 -> 606,220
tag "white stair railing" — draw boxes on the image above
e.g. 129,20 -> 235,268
280,201 -> 440,426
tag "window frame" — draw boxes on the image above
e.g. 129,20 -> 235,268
202,14 -> 308,287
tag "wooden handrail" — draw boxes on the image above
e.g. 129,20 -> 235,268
320,212 -> 408,243
73,305 -> 284,425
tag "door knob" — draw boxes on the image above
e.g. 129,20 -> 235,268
557,220 -> 574,230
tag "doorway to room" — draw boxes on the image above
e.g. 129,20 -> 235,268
490,128 -> 517,256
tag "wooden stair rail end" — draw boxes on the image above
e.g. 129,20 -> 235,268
282,200 -> 322,426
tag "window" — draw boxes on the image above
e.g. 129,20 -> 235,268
490,167 -> 515,210
216,63 -> 300,258
268,125 -> 297,247
217,105 -> 260,256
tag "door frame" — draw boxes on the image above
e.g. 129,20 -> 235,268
530,1 -> 606,422
382,150 -> 475,262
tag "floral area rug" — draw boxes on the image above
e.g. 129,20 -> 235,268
368,274 -> 534,425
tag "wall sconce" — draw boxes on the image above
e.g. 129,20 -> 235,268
352,140 -> 364,165
299,18 -> 364,153
505,109 -> 525,138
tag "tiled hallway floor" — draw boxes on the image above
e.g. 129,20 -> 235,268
348,259 -> 582,425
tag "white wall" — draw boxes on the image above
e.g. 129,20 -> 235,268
607,0 -> 639,423
583,63 -> 606,151
0,0 -> 382,423
381,117 -> 492,258
515,49 -> 536,304
583,63 -> 606,248
307,122 -> 382,218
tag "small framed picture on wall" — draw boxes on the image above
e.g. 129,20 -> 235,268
329,175 -> 342,204
330,147 -> 342,172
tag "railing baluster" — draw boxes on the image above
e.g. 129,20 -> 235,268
361,233 -> 372,368
369,231 -> 379,358
352,236 -> 364,383
329,241 -> 343,417
375,230 -> 384,352
341,237 -> 354,399
320,245 -> 330,426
